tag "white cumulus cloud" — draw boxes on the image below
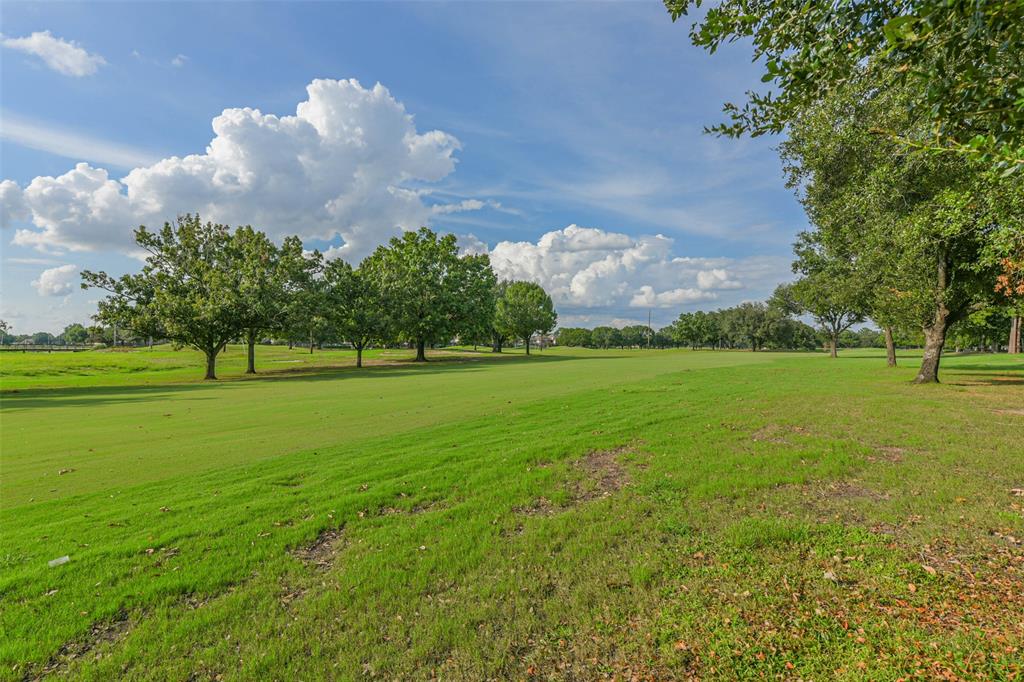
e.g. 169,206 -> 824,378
629,285 -> 716,307
1,31 -> 106,76
32,264 -> 79,296
488,224 -> 746,310
696,268 -> 742,290
2,78 -> 466,259
1,179 -> 29,227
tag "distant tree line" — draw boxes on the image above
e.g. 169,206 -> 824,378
555,290 -> 1019,356
79,216 -> 556,379
556,300 -> 821,352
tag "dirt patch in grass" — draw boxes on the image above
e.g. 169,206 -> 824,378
29,613 -> 131,680
511,447 -> 635,527
570,446 -> 631,501
802,477 -> 890,504
751,423 -> 812,445
868,446 -> 907,463
373,499 -> 446,517
291,527 -> 344,570
513,496 -> 558,517
993,408 -> 1024,416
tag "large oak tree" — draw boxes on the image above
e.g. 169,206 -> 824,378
82,215 -> 248,380
362,227 -> 495,362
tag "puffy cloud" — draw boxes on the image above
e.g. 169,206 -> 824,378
629,285 -> 716,308
0,180 -> 28,227
11,164 -> 133,253
489,224 -> 746,310
31,264 -> 79,296
1,31 -> 106,76
456,233 -> 490,256
696,268 -> 742,290
2,78 -> 465,260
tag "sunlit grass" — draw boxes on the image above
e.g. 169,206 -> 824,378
1,347 -> 1021,679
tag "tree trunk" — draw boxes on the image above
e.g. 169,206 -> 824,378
492,337 -> 502,353
914,252 -> 951,384
915,321 -> 948,383
830,334 -> 838,358
204,350 -> 218,380
356,345 -> 363,368
884,326 -> 897,367
1010,316 -> 1022,354
524,336 -> 531,355
246,329 -> 257,374
309,330 -> 314,354
415,338 -> 427,362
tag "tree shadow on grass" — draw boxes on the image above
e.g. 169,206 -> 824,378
0,351 -> 589,411
943,374 -> 1024,387
941,363 -> 1024,373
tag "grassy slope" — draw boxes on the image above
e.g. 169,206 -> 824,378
1,348 -> 1022,680
1,345 -> 779,506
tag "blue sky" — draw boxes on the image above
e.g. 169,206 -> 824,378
1,1 -> 806,334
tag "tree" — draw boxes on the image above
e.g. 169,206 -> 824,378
619,325 -> 648,349
0,320 -> 10,345
989,196 -> 1024,353
86,325 -> 112,345
82,215 -> 247,380
669,312 -> 696,349
770,318 -> 820,351
281,249 -> 328,355
556,327 -> 592,347
495,281 -> 557,355
695,311 -> 721,349
590,326 -> 619,349
666,0 -> 1024,170
790,236 -> 868,358
723,302 -> 777,351
779,74 -> 1006,382
487,281 -> 510,353
454,253 -> 499,349
363,227 -> 491,362
653,327 -> 675,349
948,305 -> 1013,352
322,260 -> 387,368
62,323 -> 89,344
232,228 -> 303,374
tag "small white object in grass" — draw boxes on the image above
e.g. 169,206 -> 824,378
48,555 -> 70,567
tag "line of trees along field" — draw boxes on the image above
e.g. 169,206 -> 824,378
557,297 -> 1020,356
664,0 -> 1024,382
80,218 -> 556,379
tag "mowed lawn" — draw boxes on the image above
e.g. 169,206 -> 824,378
1,347 -> 1022,680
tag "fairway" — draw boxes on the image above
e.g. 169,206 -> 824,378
2,345 -> 783,506
2,348 -> 1022,680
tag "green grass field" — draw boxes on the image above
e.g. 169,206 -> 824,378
1,346 -> 1022,680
